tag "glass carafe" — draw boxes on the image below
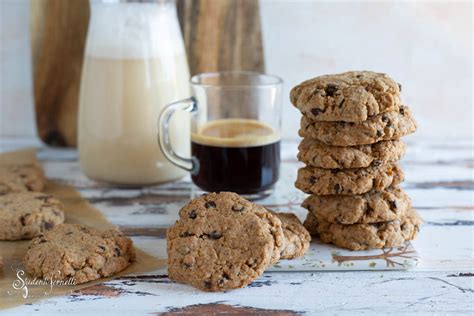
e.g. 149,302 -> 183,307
78,0 -> 190,185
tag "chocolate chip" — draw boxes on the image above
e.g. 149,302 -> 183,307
338,98 -> 345,108
372,160 -> 382,167
388,200 -> 398,210
43,221 -> 54,230
382,115 -> 389,122
219,273 -> 230,285
325,84 -> 338,97
209,231 -> 222,240
98,245 -> 106,251
311,108 -> 323,116
183,262 -> 192,268
188,210 -> 197,219
399,107 -> 405,116
114,247 -> 121,257
334,184 -> 343,194
180,231 -> 192,237
205,201 -> 216,208
231,205 -> 245,212
331,169 -> 339,175
66,232 -> 73,235
372,222 -> 383,229
39,239 -> 47,244
20,215 -> 28,226
397,83 -> 402,92
309,176 -> 316,184
376,130 -> 383,137
356,74 -> 362,78
204,280 -> 212,289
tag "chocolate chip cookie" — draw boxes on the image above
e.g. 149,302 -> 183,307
272,212 -> 311,259
304,209 -> 421,250
295,163 -> 404,195
299,106 -> 417,146
0,164 -> 45,195
290,71 -> 401,122
298,138 -> 405,169
302,186 -> 411,225
167,192 -> 285,292
24,224 -> 135,284
0,192 -> 65,240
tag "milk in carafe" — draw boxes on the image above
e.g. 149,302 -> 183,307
78,1 -> 190,185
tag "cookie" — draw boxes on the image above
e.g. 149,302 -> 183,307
290,71 -> 401,122
304,209 -> 421,250
295,163 -> 404,195
299,106 -> 417,146
298,138 -> 405,169
0,164 -> 45,195
272,212 -> 311,259
0,192 -> 65,240
302,187 -> 411,225
167,192 -> 285,292
24,224 -> 135,284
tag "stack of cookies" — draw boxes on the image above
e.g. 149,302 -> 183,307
290,71 -> 422,250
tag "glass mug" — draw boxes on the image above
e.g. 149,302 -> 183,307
158,71 -> 283,198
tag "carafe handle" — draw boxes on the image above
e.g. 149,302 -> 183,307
158,97 -> 199,174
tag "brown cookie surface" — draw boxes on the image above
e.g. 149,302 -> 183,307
295,164 -> 404,195
299,106 -> 417,146
0,192 -> 65,240
290,71 -> 401,122
24,224 -> 136,284
302,187 -> 411,225
298,139 -> 405,169
272,212 -> 311,259
167,192 -> 285,292
0,164 -> 45,195
303,209 -> 421,250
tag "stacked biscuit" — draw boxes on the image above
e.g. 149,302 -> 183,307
291,71 -> 421,250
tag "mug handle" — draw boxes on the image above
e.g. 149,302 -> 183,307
158,97 -> 198,174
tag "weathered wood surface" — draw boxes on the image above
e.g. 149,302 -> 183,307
0,138 -> 473,315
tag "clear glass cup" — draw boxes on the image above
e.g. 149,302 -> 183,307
158,71 -> 283,199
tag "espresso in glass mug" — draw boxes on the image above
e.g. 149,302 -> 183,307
159,72 -> 282,198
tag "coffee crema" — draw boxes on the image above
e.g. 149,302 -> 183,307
191,119 -> 281,194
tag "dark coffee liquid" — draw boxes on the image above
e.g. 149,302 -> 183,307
191,141 -> 280,194
190,119 -> 280,194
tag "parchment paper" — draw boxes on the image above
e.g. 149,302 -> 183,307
0,149 -> 166,310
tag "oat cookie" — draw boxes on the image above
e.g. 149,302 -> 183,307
0,164 -> 45,195
272,212 -> 311,259
298,138 -> 405,169
304,209 -> 421,250
302,187 -> 411,225
299,106 -> 417,146
295,164 -> 404,195
167,192 -> 285,292
24,224 -> 135,284
0,192 -> 65,240
290,71 -> 401,122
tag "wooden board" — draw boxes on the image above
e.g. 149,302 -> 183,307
30,0 -> 265,147
30,0 -> 89,147
177,0 -> 265,75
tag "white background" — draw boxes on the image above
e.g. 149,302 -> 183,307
0,0 -> 472,141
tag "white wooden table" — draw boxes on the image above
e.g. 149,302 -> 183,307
1,137 -> 473,315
